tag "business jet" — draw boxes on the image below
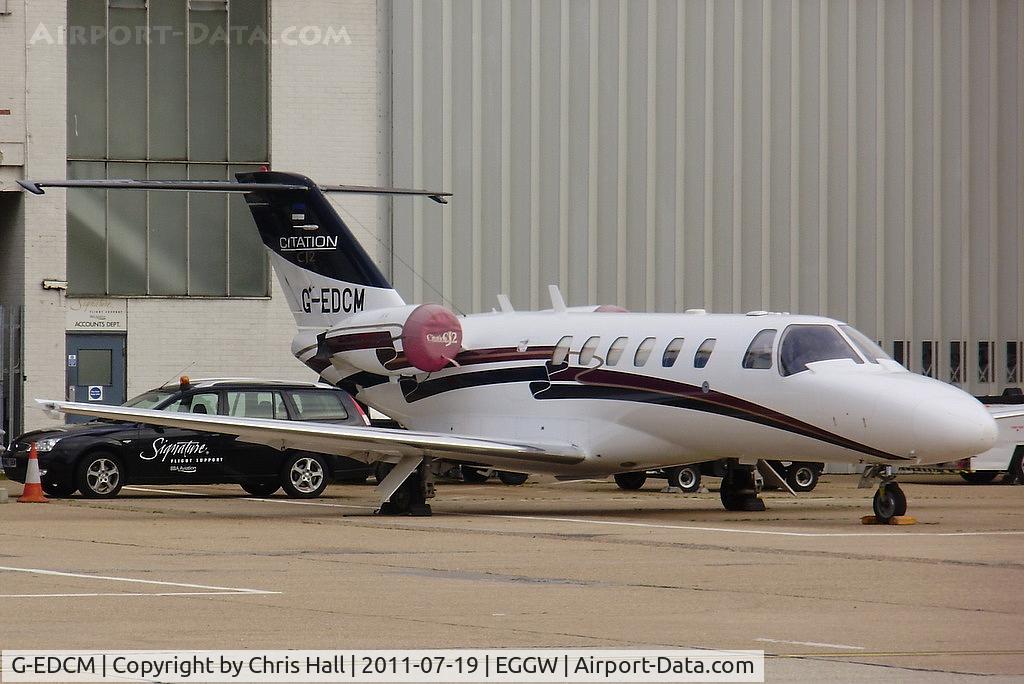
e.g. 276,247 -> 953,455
21,173 -> 998,522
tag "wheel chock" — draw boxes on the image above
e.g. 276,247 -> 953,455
861,515 -> 918,525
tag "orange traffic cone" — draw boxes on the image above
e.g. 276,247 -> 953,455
18,443 -> 49,504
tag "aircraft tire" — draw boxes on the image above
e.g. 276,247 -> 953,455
666,466 -> 701,493
614,472 -> 647,490
496,471 -> 529,486
1007,449 -> 1024,485
785,463 -> 820,492
872,482 -> 907,522
959,471 -> 999,484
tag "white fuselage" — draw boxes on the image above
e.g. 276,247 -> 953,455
305,309 -> 998,477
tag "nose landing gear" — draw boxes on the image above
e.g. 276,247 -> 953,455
860,465 -> 909,524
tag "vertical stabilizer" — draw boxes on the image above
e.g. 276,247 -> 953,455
237,171 -> 406,328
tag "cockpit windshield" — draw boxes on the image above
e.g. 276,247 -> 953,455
839,325 -> 892,363
779,325 -> 863,376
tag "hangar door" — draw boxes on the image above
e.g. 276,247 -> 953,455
66,334 -> 126,424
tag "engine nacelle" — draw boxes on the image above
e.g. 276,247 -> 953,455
294,304 -> 463,377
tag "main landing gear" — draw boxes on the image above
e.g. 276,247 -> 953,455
719,462 -> 766,512
377,458 -> 435,516
860,464 -> 908,523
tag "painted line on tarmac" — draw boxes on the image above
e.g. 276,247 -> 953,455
0,566 -> 280,597
756,637 -> 864,650
123,486 -> 208,496
492,514 -> 1024,538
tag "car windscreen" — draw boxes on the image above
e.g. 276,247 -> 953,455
289,390 -> 349,421
779,325 -> 863,376
839,325 -> 892,363
123,390 -> 176,409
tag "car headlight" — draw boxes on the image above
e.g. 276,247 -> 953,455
34,436 -> 63,453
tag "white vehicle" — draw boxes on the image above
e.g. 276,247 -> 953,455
901,402 -> 1024,484
22,173 -> 999,522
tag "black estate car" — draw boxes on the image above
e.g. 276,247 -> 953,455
2,378 -> 372,499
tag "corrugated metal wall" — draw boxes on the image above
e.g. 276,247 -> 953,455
389,0 -> 1024,394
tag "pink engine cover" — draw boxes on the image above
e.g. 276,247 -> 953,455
402,304 -> 463,372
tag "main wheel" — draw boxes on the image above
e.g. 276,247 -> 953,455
75,452 -> 124,499
496,471 -> 529,486
959,471 -> 999,484
240,480 -> 280,497
786,463 -> 820,492
666,466 -> 701,493
614,472 -> 647,490
460,465 -> 490,483
872,482 -> 908,523
281,453 -> 329,498
42,479 -> 77,498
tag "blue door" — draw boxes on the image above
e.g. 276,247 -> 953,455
66,334 -> 127,424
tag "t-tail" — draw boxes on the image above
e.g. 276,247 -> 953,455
237,171 -> 404,328
18,171 -> 451,330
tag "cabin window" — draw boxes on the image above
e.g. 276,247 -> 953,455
694,338 -> 716,369
779,325 -> 862,376
606,337 -> 628,366
662,338 -> 685,367
742,329 -> 776,369
551,336 -> 573,365
840,325 -> 891,363
633,337 -> 656,366
579,336 -> 600,365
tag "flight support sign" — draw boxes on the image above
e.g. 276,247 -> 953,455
301,286 -> 365,315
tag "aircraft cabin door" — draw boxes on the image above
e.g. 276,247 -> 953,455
66,334 -> 127,424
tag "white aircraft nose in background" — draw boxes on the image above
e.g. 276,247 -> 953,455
913,392 -> 999,461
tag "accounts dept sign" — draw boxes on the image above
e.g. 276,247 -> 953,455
66,299 -> 127,332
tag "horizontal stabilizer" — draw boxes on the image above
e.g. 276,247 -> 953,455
18,179 -> 451,203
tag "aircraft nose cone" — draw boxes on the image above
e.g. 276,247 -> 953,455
912,397 -> 998,461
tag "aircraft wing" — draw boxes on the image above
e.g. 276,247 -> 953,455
36,400 -> 585,469
987,406 -> 1024,421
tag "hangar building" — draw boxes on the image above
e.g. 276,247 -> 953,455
1,0 -> 1022,438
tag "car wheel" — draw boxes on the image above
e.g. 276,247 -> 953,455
42,480 -> 77,498
666,466 -> 701,493
281,453 -> 329,499
240,480 -> 280,497
786,463 -> 820,492
460,465 -> 490,483
75,452 -> 124,499
614,472 -> 647,490
496,471 -> 529,486
959,471 -> 999,484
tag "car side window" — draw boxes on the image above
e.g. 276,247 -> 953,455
742,329 -> 777,369
225,391 -> 285,419
163,392 -> 219,415
289,390 -> 349,421
606,337 -> 628,366
694,338 -> 716,369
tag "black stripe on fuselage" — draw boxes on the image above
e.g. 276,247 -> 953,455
399,366 -> 549,403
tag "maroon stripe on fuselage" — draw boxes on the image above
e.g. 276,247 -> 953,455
323,330 -> 394,354
546,365 -> 907,461
384,345 -> 556,372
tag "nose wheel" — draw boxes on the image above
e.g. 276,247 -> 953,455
872,482 -> 907,523
861,465 -> 909,523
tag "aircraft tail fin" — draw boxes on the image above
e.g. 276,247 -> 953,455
236,171 -> 405,328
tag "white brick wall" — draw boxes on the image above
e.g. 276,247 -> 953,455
20,0 -> 68,431
12,0 -> 386,431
